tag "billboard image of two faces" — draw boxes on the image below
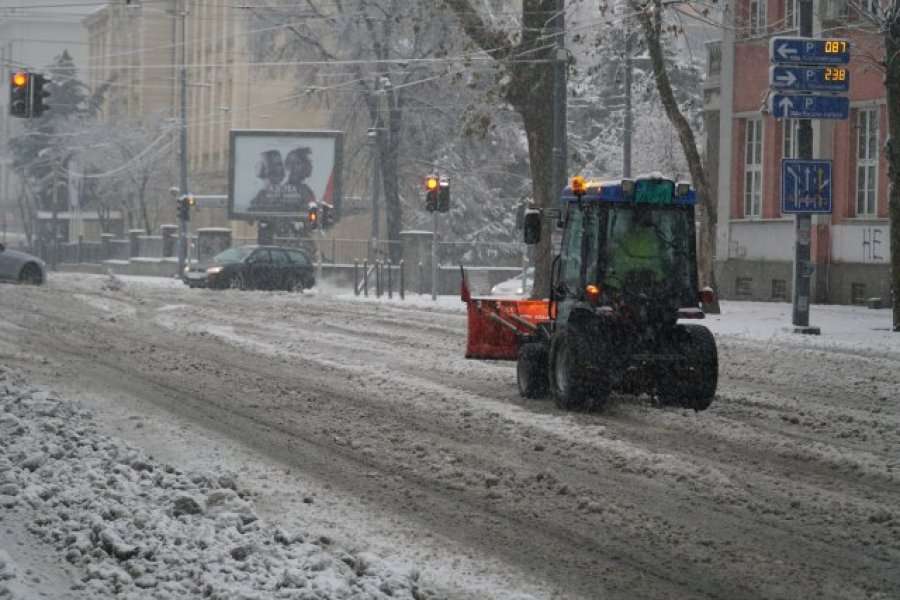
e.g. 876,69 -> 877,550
229,130 -> 343,219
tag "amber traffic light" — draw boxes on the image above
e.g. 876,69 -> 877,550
10,71 -> 29,118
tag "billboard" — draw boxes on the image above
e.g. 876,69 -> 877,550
228,129 -> 343,220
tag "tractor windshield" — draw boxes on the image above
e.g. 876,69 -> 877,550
593,205 -> 696,301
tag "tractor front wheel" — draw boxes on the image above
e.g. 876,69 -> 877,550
517,342 -> 548,399
549,327 -> 609,410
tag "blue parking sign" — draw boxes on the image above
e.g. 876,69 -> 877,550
782,159 -> 832,213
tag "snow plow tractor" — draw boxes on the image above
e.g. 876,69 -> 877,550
462,175 -> 718,411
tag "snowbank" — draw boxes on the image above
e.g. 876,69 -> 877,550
0,367 -> 431,600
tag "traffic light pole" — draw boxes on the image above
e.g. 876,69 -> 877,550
431,211 -> 438,301
791,0 -> 819,334
176,1 -> 190,278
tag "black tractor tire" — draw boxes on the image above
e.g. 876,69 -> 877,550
549,326 -> 610,410
517,342 -> 549,399
658,324 -> 718,411
18,263 -> 43,285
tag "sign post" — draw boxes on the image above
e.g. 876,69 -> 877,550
769,3 -> 849,334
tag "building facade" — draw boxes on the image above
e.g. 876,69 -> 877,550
709,0 -> 890,305
83,0 -> 363,242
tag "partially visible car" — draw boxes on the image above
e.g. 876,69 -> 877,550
490,267 -> 534,297
183,245 -> 315,291
0,243 -> 46,285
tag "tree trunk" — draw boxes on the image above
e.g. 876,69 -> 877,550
17,180 -> 34,250
886,11 -> 900,330
138,181 -> 152,236
443,0 -> 560,299
634,0 -> 721,313
379,90 -> 404,264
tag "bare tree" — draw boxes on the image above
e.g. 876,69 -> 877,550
248,0 -> 462,262
442,0 -> 565,297
78,115 -> 175,235
627,0 -> 721,312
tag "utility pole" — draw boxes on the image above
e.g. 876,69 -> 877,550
176,0 -> 190,277
792,0 -> 816,333
551,0 -> 567,199
623,18 -> 633,178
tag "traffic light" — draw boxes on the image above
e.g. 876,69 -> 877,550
437,177 -> 450,213
321,202 -> 335,229
177,195 -> 194,221
424,174 -> 438,212
31,73 -> 49,117
307,202 -> 319,230
9,71 -> 30,118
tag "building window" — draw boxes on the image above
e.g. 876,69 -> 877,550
772,279 -> 787,300
783,119 -> 799,159
749,0 -> 767,35
744,118 -> 763,218
736,277 -> 754,298
784,0 -> 799,29
856,108 -> 879,217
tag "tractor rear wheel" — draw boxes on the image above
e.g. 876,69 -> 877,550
517,342 -> 548,399
658,325 -> 717,411
549,327 -> 609,410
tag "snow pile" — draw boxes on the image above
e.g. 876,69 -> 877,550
0,367 -> 431,600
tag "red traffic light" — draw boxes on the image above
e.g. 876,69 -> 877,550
12,72 -> 27,87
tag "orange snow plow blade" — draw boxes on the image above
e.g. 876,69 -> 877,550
464,298 -> 550,360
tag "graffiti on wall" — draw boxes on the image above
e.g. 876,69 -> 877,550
861,227 -> 884,263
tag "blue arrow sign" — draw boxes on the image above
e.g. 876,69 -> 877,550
770,94 -> 849,119
782,159 -> 832,214
770,37 -> 850,65
769,65 -> 850,93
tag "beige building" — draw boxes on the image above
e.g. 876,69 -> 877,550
84,0 -> 373,244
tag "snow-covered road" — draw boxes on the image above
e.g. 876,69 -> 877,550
1,273 -> 899,599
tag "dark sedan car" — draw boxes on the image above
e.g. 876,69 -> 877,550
183,245 -> 315,291
0,243 -> 46,285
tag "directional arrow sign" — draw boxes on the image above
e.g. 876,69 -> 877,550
769,65 -> 850,93
770,94 -> 849,119
782,159 -> 832,214
769,37 -> 850,65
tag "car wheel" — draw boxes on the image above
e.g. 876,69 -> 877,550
18,263 -> 43,285
229,273 -> 246,290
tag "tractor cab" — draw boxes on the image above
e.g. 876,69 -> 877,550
524,176 -> 710,327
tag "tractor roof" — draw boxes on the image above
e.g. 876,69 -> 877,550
560,174 -> 696,206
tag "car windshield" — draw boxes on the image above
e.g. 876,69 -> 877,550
213,246 -> 254,263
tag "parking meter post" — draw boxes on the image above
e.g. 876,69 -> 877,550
417,261 -> 424,295
387,260 -> 393,299
363,260 -> 368,297
376,260 -> 382,297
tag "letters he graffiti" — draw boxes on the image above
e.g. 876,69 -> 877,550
861,227 -> 883,262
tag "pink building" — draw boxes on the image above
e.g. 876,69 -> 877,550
707,0 -> 890,304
